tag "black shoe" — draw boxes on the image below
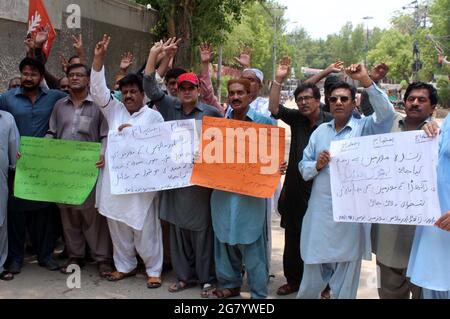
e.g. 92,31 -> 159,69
7,261 -> 22,275
39,258 -> 61,271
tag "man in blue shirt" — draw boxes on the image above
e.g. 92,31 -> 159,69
0,57 -> 66,275
206,79 -> 275,299
297,64 -> 395,299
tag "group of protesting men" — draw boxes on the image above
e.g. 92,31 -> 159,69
0,29 -> 449,299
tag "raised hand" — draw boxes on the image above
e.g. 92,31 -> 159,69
24,35 -> 35,54
345,63 -> 372,88
276,56 -> 292,82
120,52 -> 134,71
94,34 -> 111,57
199,42 -> 213,64
162,37 -> 181,58
93,34 -> 111,71
150,40 -> 164,56
326,61 -> 344,73
370,63 -> 389,82
72,34 -> 83,51
59,54 -> 69,73
234,46 -> 252,68
35,27 -> 49,48
316,151 -> 331,171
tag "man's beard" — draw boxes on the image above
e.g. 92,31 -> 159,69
21,83 -> 40,91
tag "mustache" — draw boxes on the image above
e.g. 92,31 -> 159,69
232,99 -> 241,104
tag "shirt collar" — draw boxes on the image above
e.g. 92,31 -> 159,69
327,115 -> 358,132
174,101 -> 205,112
66,93 -> 94,105
227,106 -> 255,121
398,116 -> 432,130
15,86 -> 48,97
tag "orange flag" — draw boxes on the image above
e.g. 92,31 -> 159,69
27,0 -> 56,59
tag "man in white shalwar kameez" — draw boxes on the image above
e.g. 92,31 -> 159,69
0,111 -> 19,281
90,35 -> 163,288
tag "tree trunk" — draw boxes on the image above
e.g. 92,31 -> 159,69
172,0 -> 193,70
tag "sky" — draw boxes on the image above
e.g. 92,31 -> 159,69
277,0 -> 426,39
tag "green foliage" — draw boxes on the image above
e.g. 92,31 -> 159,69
368,29 -> 413,82
437,75 -> 450,108
134,0 -> 449,85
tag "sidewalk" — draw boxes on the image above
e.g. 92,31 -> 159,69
0,213 -> 378,299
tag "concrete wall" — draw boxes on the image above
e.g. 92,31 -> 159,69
0,0 -> 158,90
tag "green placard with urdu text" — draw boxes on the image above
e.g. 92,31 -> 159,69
14,137 -> 101,205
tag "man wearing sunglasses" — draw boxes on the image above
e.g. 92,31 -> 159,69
371,82 -> 437,299
269,57 -> 333,296
297,63 -> 395,299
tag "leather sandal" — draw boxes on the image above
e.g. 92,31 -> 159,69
207,287 -> 241,299
147,276 -> 162,289
106,269 -> 137,282
276,283 -> 299,296
168,281 -> 196,293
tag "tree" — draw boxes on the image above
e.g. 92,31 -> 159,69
368,29 -> 413,82
437,75 -> 450,108
135,0 -> 256,68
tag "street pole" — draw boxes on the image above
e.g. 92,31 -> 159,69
363,16 -> 373,68
259,2 -> 286,82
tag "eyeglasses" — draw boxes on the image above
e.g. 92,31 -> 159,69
329,96 -> 351,103
296,96 -> 314,103
406,96 -> 429,103
67,73 -> 87,78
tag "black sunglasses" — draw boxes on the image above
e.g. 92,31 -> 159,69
329,96 -> 350,103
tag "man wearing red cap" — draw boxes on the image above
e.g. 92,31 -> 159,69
143,40 -> 222,296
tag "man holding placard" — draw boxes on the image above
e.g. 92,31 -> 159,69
90,35 -> 164,289
143,39 -> 222,296
297,64 -> 395,299
0,58 -> 66,274
46,63 -> 113,278
205,79 -> 276,299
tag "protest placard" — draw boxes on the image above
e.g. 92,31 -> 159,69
14,137 -> 100,205
330,131 -> 441,225
107,120 -> 196,194
191,116 -> 285,198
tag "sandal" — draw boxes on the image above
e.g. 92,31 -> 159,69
168,281 -> 196,293
200,283 -> 216,298
276,283 -> 299,296
147,276 -> 162,289
207,287 -> 241,299
106,269 -> 137,282
60,258 -> 85,275
97,261 -> 114,278
321,287 -> 331,299
0,271 -> 14,281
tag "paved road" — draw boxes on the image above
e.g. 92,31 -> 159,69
0,212 -> 379,299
